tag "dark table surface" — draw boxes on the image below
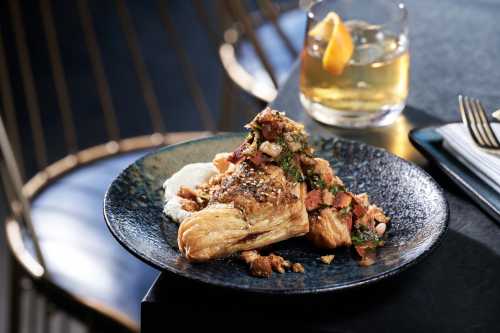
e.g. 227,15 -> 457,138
142,1 -> 500,331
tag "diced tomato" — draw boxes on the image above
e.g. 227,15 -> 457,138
305,189 -> 322,211
228,143 -> 247,163
249,151 -> 268,166
352,203 -> 367,218
260,120 -> 284,141
322,190 -> 334,206
342,213 -> 352,232
334,192 -> 352,209
261,123 -> 277,141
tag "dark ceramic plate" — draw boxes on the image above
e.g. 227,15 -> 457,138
104,134 -> 449,293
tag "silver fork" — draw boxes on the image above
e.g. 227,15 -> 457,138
458,95 -> 500,154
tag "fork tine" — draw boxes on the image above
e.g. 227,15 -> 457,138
466,96 -> 490,147
459,95 -> 485,147
474,98 -> 500,148
469,97 -> 495,148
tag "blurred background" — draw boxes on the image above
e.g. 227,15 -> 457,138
0,0 -> 303,332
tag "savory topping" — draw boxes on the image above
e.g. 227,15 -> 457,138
241,250 -> 292,278
292,263 -> 305,273
212,152 -> 232,173
320,255 -> 335,265
164,107 -> 390,276
304,189 -> 322,211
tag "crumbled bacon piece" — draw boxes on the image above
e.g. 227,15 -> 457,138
177,186 -> 197,201
248,151 -> 268,166
240,250 -> 292,278
292,262 -> 305,273
334,192 -> 352,209
352,203 -> 367,218
305,189 -> 322,211
261,122 -> 279,141
342,213 -> 353,232
268,253 -> 291,273
250,257 -> 273,278
228,143 -> 247,163
320,255 -> 335,264
322,189 -> 334,206
180,199 -> 200,212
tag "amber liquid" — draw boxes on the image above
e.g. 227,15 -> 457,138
300,20 -> 409,113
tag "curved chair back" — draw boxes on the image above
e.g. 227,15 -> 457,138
0,1 -> 262,331
218,0 -> 307,102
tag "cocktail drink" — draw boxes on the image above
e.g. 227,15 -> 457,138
300,0 -> 409,128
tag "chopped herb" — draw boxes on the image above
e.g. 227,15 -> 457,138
351,228 -> 382,246
339,206 -> 351,216
276,135 -> 286,147
329,185 -> 346,195
278,149 -> 304,182
274,135 -> 304,182
304,170 -> 326,190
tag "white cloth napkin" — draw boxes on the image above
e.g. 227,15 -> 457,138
436,123 -> 500,194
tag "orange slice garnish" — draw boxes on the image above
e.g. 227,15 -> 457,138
309,12 -> 354,76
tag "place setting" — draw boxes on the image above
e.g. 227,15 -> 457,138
4,1 -> 500,332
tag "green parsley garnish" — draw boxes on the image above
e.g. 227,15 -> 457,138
339,206 -> 351,216
351,228 -> 382,246
275,135 -> 304,182
329,185 -> 346,195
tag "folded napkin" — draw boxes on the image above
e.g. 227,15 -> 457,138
436,123 -> 500,194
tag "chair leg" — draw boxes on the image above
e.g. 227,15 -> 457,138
59,312 -> 71,333
42,300 -> 53,333
7,256 -> 20,333
20,278 -> 37,333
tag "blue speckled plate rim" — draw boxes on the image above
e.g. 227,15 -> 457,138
104,133 -> 450,294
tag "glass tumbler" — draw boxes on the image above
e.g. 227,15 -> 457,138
300,0 -> 409,128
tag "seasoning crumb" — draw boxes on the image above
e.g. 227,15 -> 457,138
292,262 -> 305,273
320,255 -> 335,265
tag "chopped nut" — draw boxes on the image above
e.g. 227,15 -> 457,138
375,223 -> 386,236
320,255 -> 335,265
334,192 -> 352,209
359,256 -> 375,267
241,251 -> 291,277
259,141 -> 282,158
212,152 -> 232,173
250,257 -> 273,278
292,262 -> 305,273
268,253 -> 288,274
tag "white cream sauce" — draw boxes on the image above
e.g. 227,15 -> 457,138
163,162 -> 217,223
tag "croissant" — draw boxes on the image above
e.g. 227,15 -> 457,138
178,162 -> 309,261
